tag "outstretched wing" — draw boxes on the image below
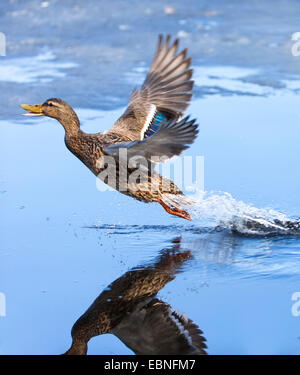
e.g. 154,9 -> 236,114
112,298 -> 207,355
104,116 -> 198,163
109,35 -> 194,141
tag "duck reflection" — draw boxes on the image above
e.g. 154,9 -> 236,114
65,237 -> 207,355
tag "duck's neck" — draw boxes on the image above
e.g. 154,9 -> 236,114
58,110 -> 81,137
64,339 -> 87,355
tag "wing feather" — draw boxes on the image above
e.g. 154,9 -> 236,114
104,116 -> 198,163
109,35 -> 194,141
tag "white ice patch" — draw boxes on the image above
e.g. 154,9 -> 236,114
282,79 -> 300,90
124,66 -> 147,85
125,64 -> 300,98
0,51 -> 77,83
192,66 -> 273,95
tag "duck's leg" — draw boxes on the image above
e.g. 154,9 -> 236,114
158,199 -> 192,221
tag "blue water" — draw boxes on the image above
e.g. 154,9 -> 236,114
1,0 -> 300,355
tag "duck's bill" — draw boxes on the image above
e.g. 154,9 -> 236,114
20,104 -> 44,116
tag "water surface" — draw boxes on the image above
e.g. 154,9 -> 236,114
1,0 -> 300,355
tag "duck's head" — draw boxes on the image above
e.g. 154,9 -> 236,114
21,98 -> 74,119
21,98 -> 80,134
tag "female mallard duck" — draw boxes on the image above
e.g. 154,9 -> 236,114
64,238 -> 207,355
21,35 -> 198,220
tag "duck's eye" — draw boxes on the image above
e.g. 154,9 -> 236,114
48,102 -> 53,107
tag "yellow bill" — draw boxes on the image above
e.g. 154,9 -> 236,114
20,104 -> 44,117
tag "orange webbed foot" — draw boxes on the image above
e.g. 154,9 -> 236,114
158,199 -> 192,221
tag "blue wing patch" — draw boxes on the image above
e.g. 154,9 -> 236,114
144,111 -> 169,139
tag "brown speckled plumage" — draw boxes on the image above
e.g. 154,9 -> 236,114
65,130 -> 183,202
21,36 -> 199,219
64,238 -> 207,355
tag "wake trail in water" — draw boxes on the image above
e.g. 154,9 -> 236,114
178,190 -> 300,236
88,191 -> 300,237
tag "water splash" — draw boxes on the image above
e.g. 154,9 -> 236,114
184,190 -> 300,236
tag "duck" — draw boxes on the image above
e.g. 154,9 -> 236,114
64,238 -> 207,355
21,35 -> 198,220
